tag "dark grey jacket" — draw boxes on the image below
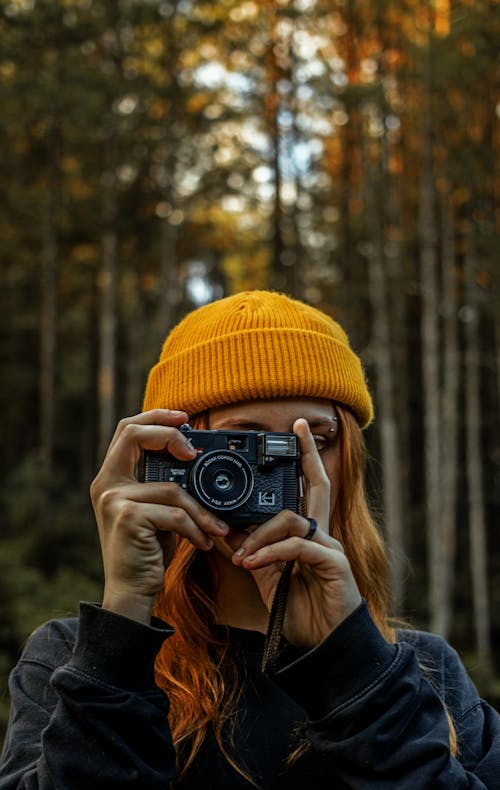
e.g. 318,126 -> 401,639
1,601 -> 499,788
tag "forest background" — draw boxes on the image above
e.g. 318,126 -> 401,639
0,0 -> 499,740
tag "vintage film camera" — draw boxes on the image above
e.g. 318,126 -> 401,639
138,425 -> 304,528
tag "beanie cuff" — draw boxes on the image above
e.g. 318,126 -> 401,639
143,327 -> 373,428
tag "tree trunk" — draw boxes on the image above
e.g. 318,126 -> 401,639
435,189 -> 459,637
97,17 -> 123,458
263,2 -> 284,290
268,76 -> 283,289
156,4 -> 183,341
39,61 -> 61,479
419,48 -> 443,633
337,11 -> 358,302
97,10 -> 127,461
464,235 -> 492,668
496,315 -> 500,421
284,24 -> 303,299
363,132 -> 405,612
97,186 -> 118,462
81,273 -> 99,485
39,143 -> 58,478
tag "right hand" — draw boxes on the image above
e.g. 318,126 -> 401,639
90,409 -> 229,623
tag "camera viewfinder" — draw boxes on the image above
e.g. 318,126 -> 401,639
227,435 -> 249,452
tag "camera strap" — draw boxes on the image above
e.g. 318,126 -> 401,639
261,487 -> 306,673
261,559 -> 295,674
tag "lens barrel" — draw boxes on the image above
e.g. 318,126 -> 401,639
191,450 -> 253,510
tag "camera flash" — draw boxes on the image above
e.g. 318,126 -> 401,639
263,434 -> 298,457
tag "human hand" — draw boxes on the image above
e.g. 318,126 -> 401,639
230,418 -> 362,648
90,409 -> 229,623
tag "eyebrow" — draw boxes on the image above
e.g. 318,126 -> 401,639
211,419 -> 268,431
211,417 -> 337,431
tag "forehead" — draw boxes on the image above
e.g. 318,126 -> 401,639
208,397 -> 337,430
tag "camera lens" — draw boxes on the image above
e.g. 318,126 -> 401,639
191,450 -> 253,511
214,472 -> 232,491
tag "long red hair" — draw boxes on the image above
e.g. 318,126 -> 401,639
152,406 -> 399,780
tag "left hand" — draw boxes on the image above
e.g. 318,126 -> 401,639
230,419 -> 362,648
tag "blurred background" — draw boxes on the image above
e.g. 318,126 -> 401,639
0,0 -> 499,739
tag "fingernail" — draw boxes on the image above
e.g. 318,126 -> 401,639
235,546 -> 246,557
215,520 -> 229,533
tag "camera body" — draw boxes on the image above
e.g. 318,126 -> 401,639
138,425 -> 303,528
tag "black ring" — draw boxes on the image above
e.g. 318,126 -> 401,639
305,517 -> 318,540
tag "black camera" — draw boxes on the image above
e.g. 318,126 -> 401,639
138,425 -> 303,528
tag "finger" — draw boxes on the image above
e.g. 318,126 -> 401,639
240,535 -> 348,572
293,418 -> 330,525
304,517 -> 318,540
101,421 -> 197,481
293,418 -> 330,488
104,409 -> 189,460
108,500 -> 215,551
232,511 -> 343,565
99,481 -> 229,537
152,504 -> 214,551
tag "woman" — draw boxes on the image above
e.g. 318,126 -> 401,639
1,290 -> 499,788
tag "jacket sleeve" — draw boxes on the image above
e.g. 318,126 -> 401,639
273,601 -> 500,789
0,603 -> 176,789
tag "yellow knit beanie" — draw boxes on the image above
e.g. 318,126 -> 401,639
142,290 -> 373,428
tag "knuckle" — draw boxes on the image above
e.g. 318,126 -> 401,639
93,485 -> 117,515
191,498 -> 213,520
89,474 -> 103,502
121,422 -> 139,442
117,415 -> 135,433
335,552 -> 350,573
165,484 -> 195,510
115,498 -> 138,522
292,511 -> 308,530
171,431 -> 189,450
334,541 -> 347,558
168,507 -> 189,530
162,482 -> 181,502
